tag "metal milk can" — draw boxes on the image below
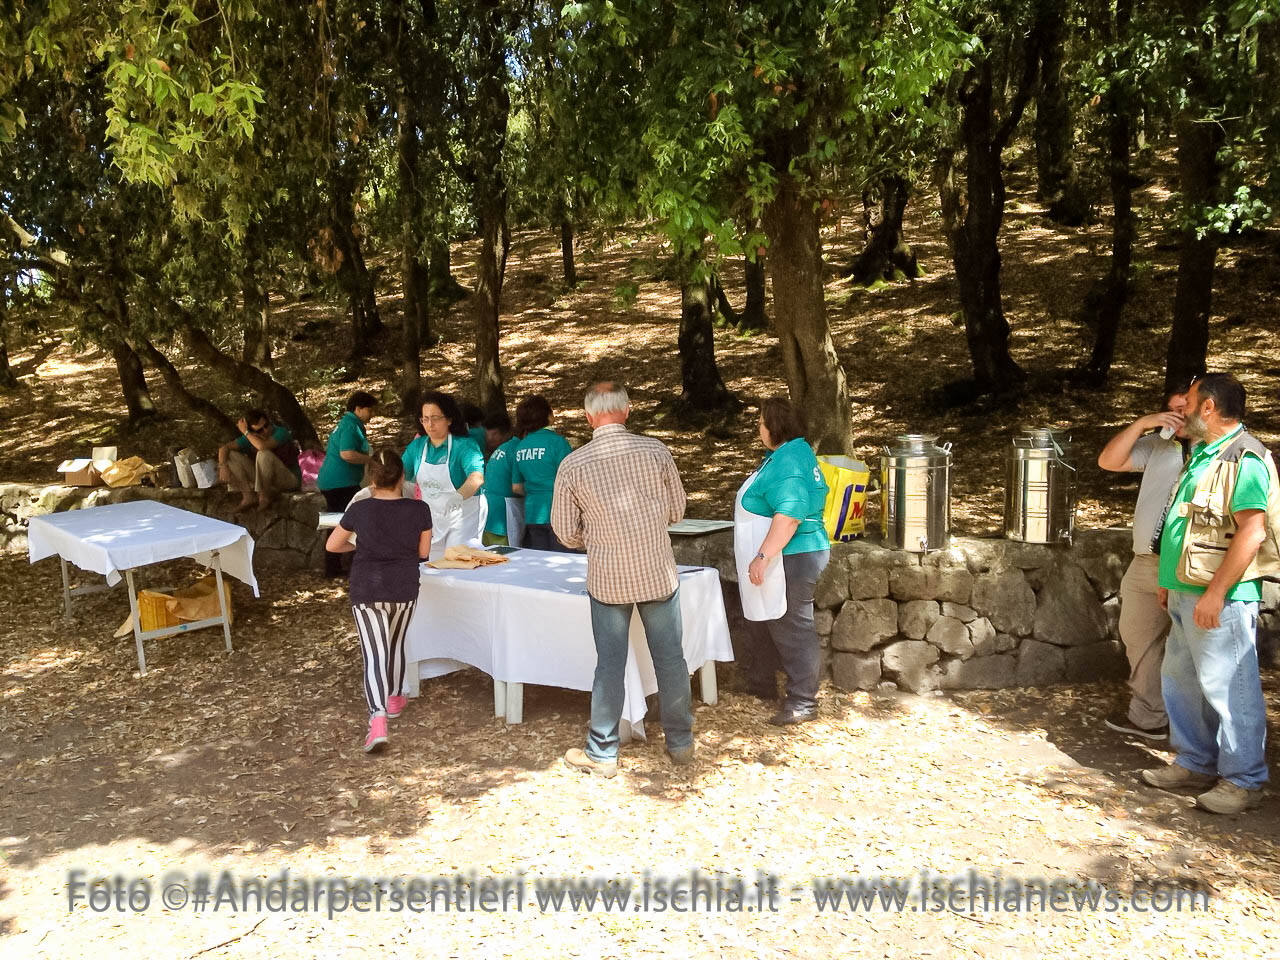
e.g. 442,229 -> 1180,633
1004,426 -> 1076,544
881,434 -> 952,553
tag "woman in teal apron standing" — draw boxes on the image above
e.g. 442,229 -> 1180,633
401,391 -> 486,559
734,397 -> 830,725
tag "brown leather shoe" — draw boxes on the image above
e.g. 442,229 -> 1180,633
563,747 -> 617,778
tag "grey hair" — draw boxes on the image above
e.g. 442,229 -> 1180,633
584,381 -> 629,416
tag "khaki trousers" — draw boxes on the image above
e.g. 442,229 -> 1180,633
1117,553 -> 1170,727
226,449 -> 300,497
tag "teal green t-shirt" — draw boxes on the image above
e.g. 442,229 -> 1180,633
483,436 -> 521,536
1157,425 -> 1270,602
469,426 -> 489,460
741,438 -> 830,555
511,428 -> 573,525
317,411 -> 370,490
401,434 -> 485,490
236,424 -> 302,483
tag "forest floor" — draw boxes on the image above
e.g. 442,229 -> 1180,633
3,147 -> 1279,531
3,148 -> 1280,957
1,552 -> 1277,958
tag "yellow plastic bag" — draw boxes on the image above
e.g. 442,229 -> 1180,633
818,456 -> 870,542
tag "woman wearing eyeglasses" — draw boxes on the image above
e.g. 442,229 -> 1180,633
400,391 -> 486,560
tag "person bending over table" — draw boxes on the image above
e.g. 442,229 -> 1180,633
401,391 -> 486,557
318,390 -> 378,578
481,409 -> 521,547
736,397 -> 830,726
511,394 -> 573,551
218,408 -> 302,513
325,449 -> 433,753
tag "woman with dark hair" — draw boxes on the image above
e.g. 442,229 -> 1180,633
481,410 -> 523,546
325,448 -> 433,752
318,390 -> 378,577
401,391 -> 486,558
511,395 -> 573,550
734,396 -> 830,725
459,401 -> 489,458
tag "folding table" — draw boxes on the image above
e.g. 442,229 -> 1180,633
27,501 -> 259,674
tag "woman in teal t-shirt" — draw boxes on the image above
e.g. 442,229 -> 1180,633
318,390 -> 378,577
481,410 -> 522,546
401,391 -> 486,558
511,395 -> 573,551
736,397 -> 830,726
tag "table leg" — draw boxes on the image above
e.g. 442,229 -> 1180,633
60,557 -> 73,619
403,662 -> 421,699
619,720 -> 633,744
700,662 -> 718,705
504,683 -> 523,724
125,569 -> 147,675
211,551 -> 233,653
493,679 -> 507,718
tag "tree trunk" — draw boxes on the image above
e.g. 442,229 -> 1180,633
1164,0 -> 1223,394
135,339 -> 238,437
847,174 -> 920,285
678,257 -> 734,410
761,177 -> 853,454
1078,0 -> 1134,385
741,252 -> 768,332
183,321 -> 320,449
240,224 -> 273,373
1033,0 -> 1089,226
1165,110 -> 1222,392
940,58 -> 1028,394
427,236 -> 466,305
395,60 -> 426,412
470,0 -> 510,415
329,173 -> 381,370
560,218 -> 576,287
0,308 -> 18,389
111,339 -> 158,425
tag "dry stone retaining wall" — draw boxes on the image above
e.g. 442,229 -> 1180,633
0,482 -> 325,571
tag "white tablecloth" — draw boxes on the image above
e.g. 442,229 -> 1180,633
403,549 -> 733,730
27,501 -> 259,595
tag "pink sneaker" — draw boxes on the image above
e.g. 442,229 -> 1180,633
386,695 -> 407,719
364,713 -> 388,753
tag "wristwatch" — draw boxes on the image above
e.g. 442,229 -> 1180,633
754,551 -> 766,562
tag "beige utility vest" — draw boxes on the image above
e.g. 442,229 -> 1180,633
1171,430 -> 1280,587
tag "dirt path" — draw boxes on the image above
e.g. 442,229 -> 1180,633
2,554 -> 1277,958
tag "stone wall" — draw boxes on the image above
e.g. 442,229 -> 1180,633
0,482 -> 325,571
674,529 -> 1142,692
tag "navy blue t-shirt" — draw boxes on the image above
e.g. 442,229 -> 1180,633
340,498 -> 433,605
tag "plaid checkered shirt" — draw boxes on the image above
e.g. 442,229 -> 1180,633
550,423 -> 687,604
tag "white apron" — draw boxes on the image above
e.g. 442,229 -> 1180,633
415,435 -> 487,560
734,469 -> 787,621
505,497 -> 527,549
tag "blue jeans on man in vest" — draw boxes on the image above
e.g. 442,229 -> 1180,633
585,588 -> 694,762
1162,589 -> 1269,790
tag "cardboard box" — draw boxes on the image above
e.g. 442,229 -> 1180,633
57,447 -> 118,487
114,574 -> 234,637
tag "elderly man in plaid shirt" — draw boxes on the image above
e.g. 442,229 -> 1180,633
551,381 -> 695,777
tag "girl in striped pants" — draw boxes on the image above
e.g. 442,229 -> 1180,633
326,449 -> 433,751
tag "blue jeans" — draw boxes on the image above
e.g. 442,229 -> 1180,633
1162,590 -> 1269,790
586,589 -> 694,762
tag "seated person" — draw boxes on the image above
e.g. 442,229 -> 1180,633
217,408 -> 302,512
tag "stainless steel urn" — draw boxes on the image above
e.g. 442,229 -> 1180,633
1004,426 -> 1076,544
881,434 -> 952,553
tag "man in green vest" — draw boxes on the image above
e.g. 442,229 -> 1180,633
1141,373 -> 1276,815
